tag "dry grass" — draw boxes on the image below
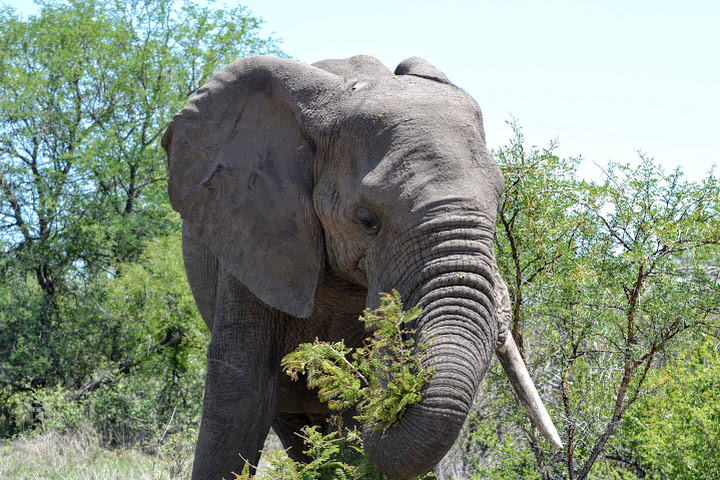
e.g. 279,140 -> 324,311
0,427 -> 193,480
0,427 -> 285,480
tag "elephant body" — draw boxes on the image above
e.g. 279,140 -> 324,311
163,55 -> 560,480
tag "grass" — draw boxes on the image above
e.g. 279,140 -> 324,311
0,427 -> 284,480
0,427 -> 193,480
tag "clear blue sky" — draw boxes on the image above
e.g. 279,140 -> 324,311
6,0 -> 720,180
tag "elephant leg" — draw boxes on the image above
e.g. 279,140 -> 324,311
191,269 -> 283,480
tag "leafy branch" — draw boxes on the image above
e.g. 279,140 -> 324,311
282,290 -> 431,430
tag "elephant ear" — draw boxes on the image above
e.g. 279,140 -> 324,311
162,56 -> 340,318
395,57 -> 452,84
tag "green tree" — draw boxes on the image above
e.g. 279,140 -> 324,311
470,123 -> 720,480
618,339 -> 720,479
0,0 -> 284,437
88,235 -> 207,445
494,120 -> 584,354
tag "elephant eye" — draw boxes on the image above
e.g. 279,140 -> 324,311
355,207 -> 381,235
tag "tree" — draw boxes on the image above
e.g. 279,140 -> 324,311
618,339 -> 720,479
89,235 -> 208,445
0,0 -> 283,296
490,120 -> 588,476
494,120 -> 583,355
546,156 -> 720,480
469,123 -> 720,479
0,0 -> 284,436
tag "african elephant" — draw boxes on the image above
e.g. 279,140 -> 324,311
162,55 -> 561,480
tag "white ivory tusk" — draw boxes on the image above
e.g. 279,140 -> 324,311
496,335 -> 563,451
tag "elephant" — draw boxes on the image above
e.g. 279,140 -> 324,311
161,54 -> 561,480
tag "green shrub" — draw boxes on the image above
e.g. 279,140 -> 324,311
283,290 -> 431,431
0,386 -> 88,436
234,427 -> 394,480
88,368 -> 204,447
618,339 -> 720,479
240,290 -> 434,479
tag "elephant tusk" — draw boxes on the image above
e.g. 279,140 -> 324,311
495,335 -> 563,451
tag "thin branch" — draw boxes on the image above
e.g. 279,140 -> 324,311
0,173 -> 32,242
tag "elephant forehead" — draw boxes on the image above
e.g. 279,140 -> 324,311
343,76 -> 481,125
334,78 -> 491,170
324,76 -> 503,211
359,137 -> 503,215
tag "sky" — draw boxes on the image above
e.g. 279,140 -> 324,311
6,0 -> 720,180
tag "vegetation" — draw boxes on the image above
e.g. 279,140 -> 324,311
0,427 -> 195,479
283,290 -> 430,430
467,122 -> 720,480
617,339 -> 720,479
0,0 -> 282,450
237,291 -> 432,480
235,427 -> 426,480
1,1 -> 719,479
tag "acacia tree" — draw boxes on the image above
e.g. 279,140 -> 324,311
490,121 -> 588,474
494,121 -> 583,355
0,0 -> 284,434
541,160 -> 719,479
471,124 -> 720,479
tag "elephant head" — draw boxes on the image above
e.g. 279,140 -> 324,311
163,55 -> 560,478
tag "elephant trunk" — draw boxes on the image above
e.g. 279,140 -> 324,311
363,222 -> 500,478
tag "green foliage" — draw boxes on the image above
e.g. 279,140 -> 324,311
258,291 -> 431,479
87,367 -> 204,447
495,119 -> 583,336
481,121 -> 720,479
0,0 -> 284,440
1,236 -> 206,445
467,417 -> 541,480
234,426 -> 431,480
234,427 -> 372,480
87,235 -> 207,445
10,386 -> 88,436
283,290 -> 429,430
149,427 -> 197,478
617,339 -> 720,479
103,235 -> 207,380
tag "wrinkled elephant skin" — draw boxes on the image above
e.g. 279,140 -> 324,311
162,55 -> 560,480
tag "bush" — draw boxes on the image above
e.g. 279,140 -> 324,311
618,339 -> 720,479
1,236 -> 207,449
240,291 -> 433,479
283,290 -> 430,430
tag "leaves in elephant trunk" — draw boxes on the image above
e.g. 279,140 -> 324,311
282,290 -> 433,430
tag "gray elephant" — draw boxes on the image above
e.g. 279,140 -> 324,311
162,55 -> 561,480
